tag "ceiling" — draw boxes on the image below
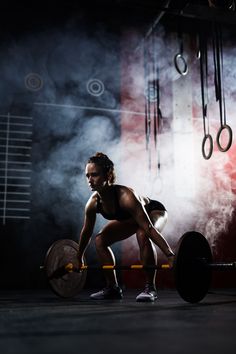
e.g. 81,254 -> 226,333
0,1 -> 236,33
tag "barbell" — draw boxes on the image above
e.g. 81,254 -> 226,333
42,231 -> 236,303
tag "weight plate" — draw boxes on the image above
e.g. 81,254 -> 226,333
44,239 -> 87,298
174,231 -> 212,303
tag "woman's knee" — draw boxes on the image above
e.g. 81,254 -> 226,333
95,232 -> 111,249
95,233 -> 103,249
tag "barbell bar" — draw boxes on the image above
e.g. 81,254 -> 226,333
64,261 -> 236,272
64,263 -> 172,272
42,231 -> 236,303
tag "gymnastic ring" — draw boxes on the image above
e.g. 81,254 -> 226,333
216,124 -> 233,152
202,134 -> 214,160
174,53 -> 188,76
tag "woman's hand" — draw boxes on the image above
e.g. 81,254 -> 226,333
77,256 -> 84,272
167,254 -> 175,269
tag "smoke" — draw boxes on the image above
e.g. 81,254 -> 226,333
0,17 -> 235,261
0,18 -> 123,252
119,25 -> 236,259
193,168 -> 234,251
32,110 -> 121,222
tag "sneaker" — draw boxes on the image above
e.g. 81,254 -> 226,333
90,285 -> 123,300
136,284 -> 157,302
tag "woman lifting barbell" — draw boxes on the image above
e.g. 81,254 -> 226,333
77,152 -> 175,302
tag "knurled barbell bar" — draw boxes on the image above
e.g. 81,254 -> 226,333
64,263 -> 171,271
42,231 -> 236,303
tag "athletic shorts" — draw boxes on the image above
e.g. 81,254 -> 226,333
145,199 -> 166,213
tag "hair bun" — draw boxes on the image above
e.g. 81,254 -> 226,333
95,152 -> 108,159
95,152 -> 113,166
87,152 -> 115,183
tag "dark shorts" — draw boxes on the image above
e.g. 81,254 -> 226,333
145,199 -> 166,213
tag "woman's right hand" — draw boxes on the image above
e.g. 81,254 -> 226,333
77,255 -> 84,272
167,254 -> 175,269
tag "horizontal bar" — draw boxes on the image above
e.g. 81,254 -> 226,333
0,176 -> 31,181
0,216 -> 30,219
64,263 -> 170,272
0,192 -> 30,195
199,258 -> 236,270
0,138 -> 32,142
63,261 -> 236,273
0,145 -> 32,150
35,101 -> 146,117
0,130 -> 32,135
0,207 -> 30,211
208,262 -> 236,270
0,153 -> 31,157
0,168 -> 31,172
0,123 -> 32,127
0,114 -> 32,120
0,161 -> 32,164
0,199 -> 30,203
0,184 -> 31,187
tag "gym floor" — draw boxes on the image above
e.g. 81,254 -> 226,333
0,288 -> 236,354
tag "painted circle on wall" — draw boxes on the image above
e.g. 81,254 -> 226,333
25,73 -> 43,91
86,78 -> 105,97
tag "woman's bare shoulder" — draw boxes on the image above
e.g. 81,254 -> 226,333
115,184 -> 148,205
85,192 -> 98,211
115,184 -> 134,196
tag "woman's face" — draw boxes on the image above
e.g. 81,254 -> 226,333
85,163 -> 108,191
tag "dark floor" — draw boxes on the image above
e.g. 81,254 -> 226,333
0,288 -> 236,354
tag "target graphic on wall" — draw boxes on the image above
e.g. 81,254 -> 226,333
86,78 -> 105,97
24,73 -> 43,91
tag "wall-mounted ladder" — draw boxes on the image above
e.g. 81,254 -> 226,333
0,113 -> 33,224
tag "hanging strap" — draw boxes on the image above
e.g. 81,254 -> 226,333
213,23 -> 224,127
143,34 -> 153,169
153,29 -> 162,174
143,39 -> 151,151
152,30 -> 158,148
200,32 -> 208,135
143,41 -> 149,150
213,22 -> 233,152
174,19 -> 188,76
199,28 -> 213,160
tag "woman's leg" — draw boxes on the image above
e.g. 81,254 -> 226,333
136,229 -> 157,286
136,210 -> 168,287
95,219 -> 138,287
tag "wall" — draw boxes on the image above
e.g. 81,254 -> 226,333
0,7 -> 235,291
120,23 -> 236,289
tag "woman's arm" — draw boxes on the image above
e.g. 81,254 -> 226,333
77,196 -> 97,261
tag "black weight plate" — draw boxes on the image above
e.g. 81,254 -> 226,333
44,239 -> 87,298
174,231 -> 212,303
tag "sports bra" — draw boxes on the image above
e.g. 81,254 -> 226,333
96,187 -> 166,221
96,188 -> 130,220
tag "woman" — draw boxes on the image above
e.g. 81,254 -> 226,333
77,152 -> 175,302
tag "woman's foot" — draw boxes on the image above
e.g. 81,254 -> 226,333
90,285 -> 123,300
136,284 -> 157,302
